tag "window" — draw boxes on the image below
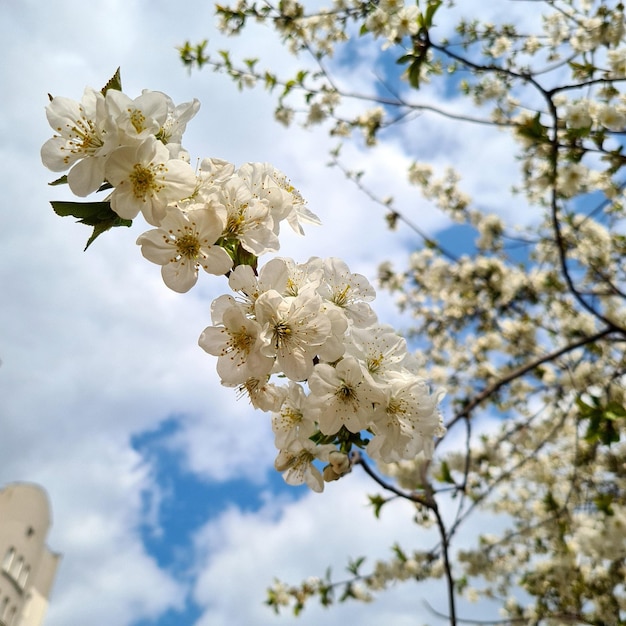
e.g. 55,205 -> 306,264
0,597 -> 8,620
18,566 -> 29,589
1,549 -> 14,573
10,558 -> 22,582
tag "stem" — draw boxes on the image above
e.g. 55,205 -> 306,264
431,500 -> 457,626
444,326 -> 616,432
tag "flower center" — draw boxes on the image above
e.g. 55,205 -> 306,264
368,353 -> 384,374
333,284 -> 351,307
280,407 -> 303,427
230,327 -> 255,355
225,205 -> 249,236
386,398 -> 407,418
129,109 -> 147,134
65,116 -> 103,160
336,383 -> 358,405
273,321 -> 292,348
130,164 -> 160,199
176,232 -> 201,259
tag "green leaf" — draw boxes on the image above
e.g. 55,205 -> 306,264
577,394 -> 625,445
423,0 -> 442,28
339,583 -> 356,602
367,494 -> 387,519
408,58 -> 423,89
50,200 -> 132,250
101,68 -> 122,95
396,53 -> 415,65
218,49 -> 232,69
516,112 -> 548,142
594,491 -> 615,515
48,175 -> 68,186
51,200 -> 116,221
605,401 -> 626,420
82,218 -> 131,251
346,556 -> 366,575
437,460 -> 455,484
391,543 -> 407,562
264,72 -> 277,90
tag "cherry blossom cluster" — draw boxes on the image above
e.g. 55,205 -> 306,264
41,80 -> 446,492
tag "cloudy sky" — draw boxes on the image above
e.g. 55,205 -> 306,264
0,1 -> 536,625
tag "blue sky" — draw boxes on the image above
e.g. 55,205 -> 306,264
0,1 -> 539,625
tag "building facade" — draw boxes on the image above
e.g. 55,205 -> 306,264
0,484 -> 61,626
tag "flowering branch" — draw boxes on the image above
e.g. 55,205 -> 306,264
41,69 -> 446,494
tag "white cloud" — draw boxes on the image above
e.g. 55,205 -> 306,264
189,471 -> 510,626
29,442 -> 185,626
190,475 -> 434,626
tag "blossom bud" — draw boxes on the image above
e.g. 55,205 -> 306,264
322,465 -> 342,483
328,450 -> 351,475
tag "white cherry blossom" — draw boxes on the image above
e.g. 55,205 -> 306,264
271,382 -> 316,449
105,137 -> 197,225
136,203 -> 232,292
307,356 -> 384,435
216,175 -> 279,255
198,303 -> 274,384
41,87 -> 114,196
105,89 -> 168,143
255,289 -> 332,381
317,257 -> 377,327
274,439 -> 336,492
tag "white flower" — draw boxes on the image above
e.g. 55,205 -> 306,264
318,257 -> 377,327
595,103 -> 626,131
198,302 -> 274,384
557,162 -> 589,198
275,106 -> 294,127
368,372 -> 445,462
489,36 -> 512,58
136,203 -> 232,292
387,6 -> 420,40
197,157 -> 236,192
565,101 -> 592,129
365,8 -> 388,37
105,137 -> 197,225
236,162 -> 293,229
217,175 -> 279,255
238,163 -> 321,235
271,382 -> 316,449
213,260 -> 291,321
255,289 -> 332,381
105,89 -> 168,143
345,324 -> 408,382
229,258 -> 292,310
307,356 -> 384,435
322,450 -> 352,482
154,91 -> 200,145
263,257 -> 323,298
408,162 -> 433,186
41,87 -> 114,196
233,376 -> 287,412
274,439 -> 336,492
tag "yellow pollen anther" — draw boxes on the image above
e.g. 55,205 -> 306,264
130,164 -> 157,199
176,233 -> 201,259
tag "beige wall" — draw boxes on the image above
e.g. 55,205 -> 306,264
0,484 -> 60,626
